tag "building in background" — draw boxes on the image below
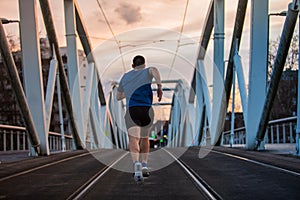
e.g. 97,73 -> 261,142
0,38 -> 88,134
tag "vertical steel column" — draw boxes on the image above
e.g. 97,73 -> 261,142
211,0 -> 225,145
89,66 -> 103,148
64,0 -> 85,145
246,0 -> 268,150
56,71 -> 66,152
39,0 -> 83,150
213,0 -> 225,77
295,8 -> 300,155
83,63 -> 94,134
19,0 -> 49,155
230,66 -> 236,147
256,3 -> 299,148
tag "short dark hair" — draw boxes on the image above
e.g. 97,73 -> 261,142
132,55 -> 145,67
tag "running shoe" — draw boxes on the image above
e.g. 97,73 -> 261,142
142,166 -> 150,177
133,162 -> 144,184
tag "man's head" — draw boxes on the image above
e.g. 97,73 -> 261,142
132,55 -> 145,68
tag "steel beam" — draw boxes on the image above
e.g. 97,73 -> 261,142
256,3 -> 299,149
233,48 -> 248,122
19,0 -> 49,155
64,0 -> 85,145
246,0 -> 269,150
211,0 -> 225,145
74,1 -> 106,106
197,60 -> 212,140
56,69 -> 66,151
0,21 -> 40,155
224,0 -> 248,105
296,14 -> 300,155
189,0 -> 214,103
39,0 -> 83,149
45,53 -> 58,130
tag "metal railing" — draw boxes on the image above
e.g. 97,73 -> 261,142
0,124 -> 73,152
222,116 -> 297,145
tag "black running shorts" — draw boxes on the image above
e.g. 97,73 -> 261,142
125,106 -> 154,129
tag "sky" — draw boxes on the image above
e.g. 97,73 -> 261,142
0,0 -> 293,117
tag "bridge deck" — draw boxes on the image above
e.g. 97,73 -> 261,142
0,146 -> 299,200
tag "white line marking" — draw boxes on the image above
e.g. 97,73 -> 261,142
163,149 -> 219,200
72,152 -> 129,200
0,152 -> 91,182
212,150 -> 300,177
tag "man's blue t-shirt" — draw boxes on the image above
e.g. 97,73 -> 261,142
118,68 -> 153,108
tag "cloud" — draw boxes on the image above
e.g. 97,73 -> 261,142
114,2 -> 143,25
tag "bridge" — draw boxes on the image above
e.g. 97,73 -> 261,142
0,0 -> 300,199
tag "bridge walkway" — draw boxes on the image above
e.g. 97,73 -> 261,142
0,145 -> 299,200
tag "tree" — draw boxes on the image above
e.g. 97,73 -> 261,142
6,33 -> 20,52
268,31 -> 298,79
268,32 -> 298,119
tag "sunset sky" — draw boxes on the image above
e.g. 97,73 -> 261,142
0,0 -> 294,117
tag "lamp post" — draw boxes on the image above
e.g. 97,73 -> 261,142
0,18 -> 20,52
297,13 -> 300,156
267,11 -> 287,80
0,18 -> 20,24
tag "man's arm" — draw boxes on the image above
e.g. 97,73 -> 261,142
149,67 -> 163,102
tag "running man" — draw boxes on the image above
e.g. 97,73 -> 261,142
116,55 -> 163,184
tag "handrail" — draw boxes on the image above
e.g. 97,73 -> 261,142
0,125 -> 73,152
222,116 -> 297,145
223,116 -> 297,136
0,124 -> 26,131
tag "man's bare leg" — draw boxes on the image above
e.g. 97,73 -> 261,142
128,126 -> 140,163
140,127 -> 150,164
128,126 -> 144,183
140,127 -> 150,177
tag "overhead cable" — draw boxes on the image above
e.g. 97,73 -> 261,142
96,0 -> 126,72
167,0 -> 190,79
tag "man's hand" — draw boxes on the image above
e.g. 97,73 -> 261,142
157,84 -> 163,102
116,90 -> 125,101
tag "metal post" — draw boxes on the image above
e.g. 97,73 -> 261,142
276,124 -> 280,144
289,122 -> 293,143
247,0 -> 269,150
296,11 -> 300,155
211,0 -> 225,145
45,51 -> 58,130
195,63 -> 205,145
19,0 -> 49,155
56,71 -> 66,152
256,3 -> 299,149
271,125 -> 274,144
64,0 -> 85,144
283,124 -> 286,143
39,0 -> 83,149
230,66 -> 236,147
17,133 -> 20,150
